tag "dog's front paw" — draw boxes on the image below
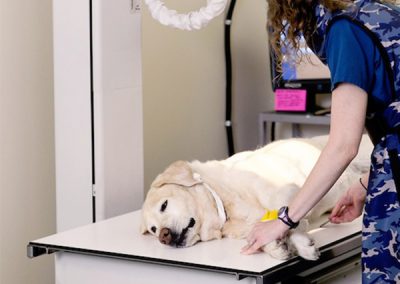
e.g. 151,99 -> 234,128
200,228 -> 222,241
289,232 -> 320,260
222,220 -> 250,239
262,240 -> 291,260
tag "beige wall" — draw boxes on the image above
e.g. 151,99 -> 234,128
142,0 -> 273,190
0,1 -> 56,284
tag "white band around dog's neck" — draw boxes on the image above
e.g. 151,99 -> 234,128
193,173 -> 226,223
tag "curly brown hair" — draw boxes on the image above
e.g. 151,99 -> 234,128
267,0 -> 395,70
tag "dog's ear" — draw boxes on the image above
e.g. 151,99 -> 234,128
151,161 -> 202,188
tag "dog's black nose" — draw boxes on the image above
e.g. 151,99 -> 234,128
159,228 -> 172,245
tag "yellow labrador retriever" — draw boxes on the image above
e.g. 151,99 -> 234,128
141,135 -> 372,260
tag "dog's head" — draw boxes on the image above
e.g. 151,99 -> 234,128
140,161 -> 204,247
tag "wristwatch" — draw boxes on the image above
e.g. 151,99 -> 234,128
278,206 -> 299,229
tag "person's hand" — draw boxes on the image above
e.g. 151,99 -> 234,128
241,219 -> 289,255
329,182 -> 366,224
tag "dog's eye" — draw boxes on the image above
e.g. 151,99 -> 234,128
150,226 -> 157,233
160,200 -> 168,212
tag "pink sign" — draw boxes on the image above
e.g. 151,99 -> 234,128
274,88 -> 307,112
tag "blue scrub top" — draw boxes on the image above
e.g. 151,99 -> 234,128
325,18 -> 392,113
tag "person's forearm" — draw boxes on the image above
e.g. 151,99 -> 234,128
286,83 -> 368,223
288,141 -> 357,223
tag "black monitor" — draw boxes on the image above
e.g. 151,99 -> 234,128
270,36 -> 332,113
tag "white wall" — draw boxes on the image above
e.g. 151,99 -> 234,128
0,1 -> 56,284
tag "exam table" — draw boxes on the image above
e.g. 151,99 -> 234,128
28,211 -> 362,284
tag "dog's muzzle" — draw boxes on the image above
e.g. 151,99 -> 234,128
159,218 -> 196,247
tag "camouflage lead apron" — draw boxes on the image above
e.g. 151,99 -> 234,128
309,1 -> 400,282
363,102 -> 400,283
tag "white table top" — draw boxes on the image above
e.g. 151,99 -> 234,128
30,210 -> 362,275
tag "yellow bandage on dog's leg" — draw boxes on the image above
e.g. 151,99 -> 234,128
260,209 -> 278,222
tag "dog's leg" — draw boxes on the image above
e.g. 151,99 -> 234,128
262,239 -> 292,260
222,219 -> 252,239
200,229 -> 222,242
262,232 -> 319,261
288,230 -> 319,260
200,220 -> 223,241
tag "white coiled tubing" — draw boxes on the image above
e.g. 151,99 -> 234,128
144,0 -> 228,31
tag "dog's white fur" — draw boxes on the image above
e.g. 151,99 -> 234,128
141,135 -> 372,260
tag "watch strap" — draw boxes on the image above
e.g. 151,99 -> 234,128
278,206 -> 299,229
